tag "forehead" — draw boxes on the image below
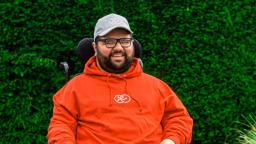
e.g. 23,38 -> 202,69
102,28 -> 131,38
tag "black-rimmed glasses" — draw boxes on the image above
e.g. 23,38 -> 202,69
96,38 -> 133,49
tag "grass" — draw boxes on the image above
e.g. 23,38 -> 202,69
236,115 -> 256,144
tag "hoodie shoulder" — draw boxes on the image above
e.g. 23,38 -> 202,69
140,72 -> 174,95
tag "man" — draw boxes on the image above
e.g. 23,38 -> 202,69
47,13 -> 193,144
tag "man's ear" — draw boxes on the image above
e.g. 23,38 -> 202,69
92,41 -> 97,55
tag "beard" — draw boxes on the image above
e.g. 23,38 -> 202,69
96,47 -> 134,74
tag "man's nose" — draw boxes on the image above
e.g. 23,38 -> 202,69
113,41 -> 123,50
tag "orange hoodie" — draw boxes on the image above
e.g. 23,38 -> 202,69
47,56 -> 193,144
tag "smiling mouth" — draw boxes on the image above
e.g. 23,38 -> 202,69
111,54 -> 125,62
111,53 -> 124,58
112,55 -> 123,57
111,55 -> 124,60
111,52 -> 124,56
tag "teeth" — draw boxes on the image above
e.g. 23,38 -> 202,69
112,54 -> 123,57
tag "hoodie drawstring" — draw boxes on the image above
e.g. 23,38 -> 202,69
121,77 -> 143,112
106,75 -> 113,106
106,75 -> 142,112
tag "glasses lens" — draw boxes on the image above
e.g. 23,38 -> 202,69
120,38 -> 132,47
105,39 -> 117,48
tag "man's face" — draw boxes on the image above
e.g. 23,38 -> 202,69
94,28 -> 134,74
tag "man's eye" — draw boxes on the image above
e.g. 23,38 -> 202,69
120,39 -> 130,43
121,40 -> 129,43
105,39 -> 116,44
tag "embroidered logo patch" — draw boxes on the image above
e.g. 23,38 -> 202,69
114,94 -> 131,104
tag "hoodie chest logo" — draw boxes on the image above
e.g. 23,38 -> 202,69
114,94 -> 131,104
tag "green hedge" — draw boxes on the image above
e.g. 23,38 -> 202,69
1,1 -> 255,143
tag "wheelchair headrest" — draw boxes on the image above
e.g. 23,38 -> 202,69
76,38 -> 142,64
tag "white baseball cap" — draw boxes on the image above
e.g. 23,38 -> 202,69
94,13 -> 133,41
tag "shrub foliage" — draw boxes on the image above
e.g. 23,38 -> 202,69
1,0 -> 255,143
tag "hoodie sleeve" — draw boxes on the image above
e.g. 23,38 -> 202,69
159,81 -> 193,144
47,82 -> 79,144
